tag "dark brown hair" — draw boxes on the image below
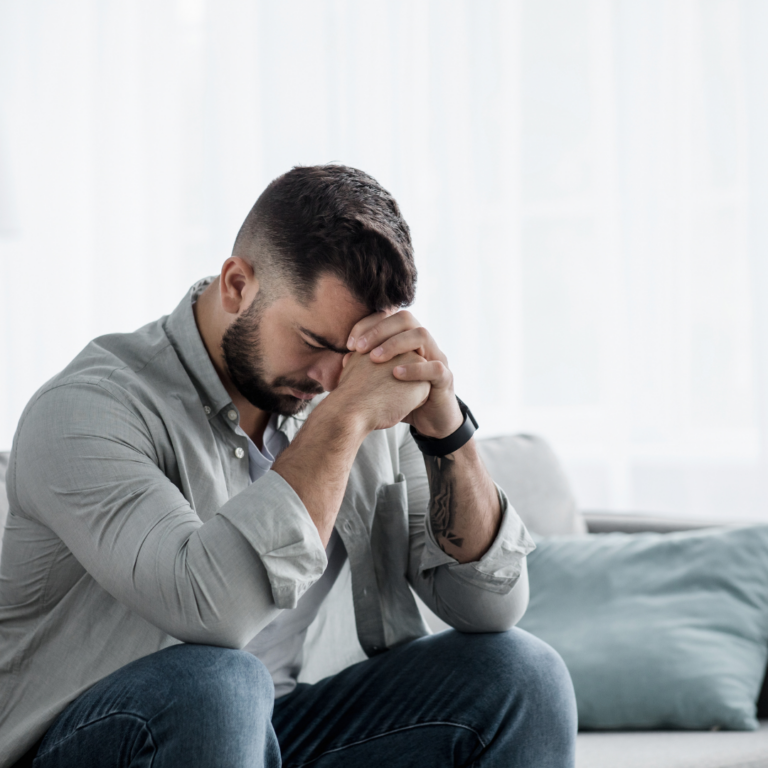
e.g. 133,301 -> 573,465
233,165 -> 417,311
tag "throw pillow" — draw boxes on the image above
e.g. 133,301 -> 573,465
517,526 -> 768,730
477,434 -> 586,536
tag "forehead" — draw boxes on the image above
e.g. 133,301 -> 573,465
271,274 -> 370,343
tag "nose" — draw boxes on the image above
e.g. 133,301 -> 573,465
306,353 -> 345,392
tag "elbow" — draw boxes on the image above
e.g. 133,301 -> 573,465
168,620 -> 257,650
160,600 -> 272,649
481,565 -> 530,632
433,563 -> 531,634
469,572 -> 530,632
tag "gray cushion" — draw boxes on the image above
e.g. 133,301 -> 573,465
518,527 -> 768,730
477,434 -> 586,536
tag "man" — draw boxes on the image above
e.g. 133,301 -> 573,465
0,165 -> 576,767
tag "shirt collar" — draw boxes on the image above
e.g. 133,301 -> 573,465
164,278 -> 323,440
164,277 -> 233,420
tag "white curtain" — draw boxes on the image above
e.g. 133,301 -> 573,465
1,0 -> 767,521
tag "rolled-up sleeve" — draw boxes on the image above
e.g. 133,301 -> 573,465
400,425 -> 535,632
417,484 -> 535,590
215,471 -> 327,609
12,379 -> 327,649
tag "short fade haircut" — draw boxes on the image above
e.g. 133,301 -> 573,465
232,164 -> 417,312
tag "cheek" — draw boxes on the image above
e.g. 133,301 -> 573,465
262,333 -> 313,378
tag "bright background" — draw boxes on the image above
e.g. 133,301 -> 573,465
2,0 -> 768,521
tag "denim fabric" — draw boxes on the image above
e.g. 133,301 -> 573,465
29,630 -> 576,768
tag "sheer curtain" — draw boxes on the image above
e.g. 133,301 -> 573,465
1,0 -> 767,521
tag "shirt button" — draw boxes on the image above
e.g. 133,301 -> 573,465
227,409 -> 238,421
203,405 -> 211,415
343,521 -> 353,534
234,447 -> 245,459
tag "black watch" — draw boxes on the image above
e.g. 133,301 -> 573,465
410,397 -> 478,457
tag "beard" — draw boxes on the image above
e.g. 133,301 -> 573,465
221,296 -> 323,416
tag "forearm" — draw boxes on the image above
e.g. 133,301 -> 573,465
424,437 -> 501,563
272,395 -> 369,546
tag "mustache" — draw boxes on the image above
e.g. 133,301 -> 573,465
274,378 -> 324,396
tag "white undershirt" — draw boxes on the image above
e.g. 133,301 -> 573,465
239,414 -> 346,698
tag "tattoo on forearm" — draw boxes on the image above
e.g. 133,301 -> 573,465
425,453 -> 463,549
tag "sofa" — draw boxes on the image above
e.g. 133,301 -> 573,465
2,437 -> 768,768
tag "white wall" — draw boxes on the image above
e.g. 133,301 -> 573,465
1,0 -> 767,521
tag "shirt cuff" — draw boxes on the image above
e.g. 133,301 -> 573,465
217,470 -> 327,609
418,484 -> 536,593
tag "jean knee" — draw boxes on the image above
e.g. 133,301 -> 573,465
496,630 -> 577,730
452,630 -> 574,725
184,645 -> 272,707
468,631 -> 576,766
150,645 -> 274,727
36,645 -> 278,768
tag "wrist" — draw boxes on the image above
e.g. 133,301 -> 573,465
411,397 -> 478,457
413,398 -> 464,439
315,390 -> 371,445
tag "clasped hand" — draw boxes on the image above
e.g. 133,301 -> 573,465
337,310 -> 464,438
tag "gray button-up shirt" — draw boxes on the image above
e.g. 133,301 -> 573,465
0,280 -> 534,767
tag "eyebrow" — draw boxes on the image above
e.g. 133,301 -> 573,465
298,326 -> 349,355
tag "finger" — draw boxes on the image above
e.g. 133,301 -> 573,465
353,310 -> 420,353
370,326 -> 433,363
392,360 -> 453,389
341,351 -> 353,368
346,309 -> 395,350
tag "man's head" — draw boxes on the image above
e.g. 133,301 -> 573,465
218,164 -> 417,415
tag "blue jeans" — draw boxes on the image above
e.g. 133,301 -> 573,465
29,629 -> 576,767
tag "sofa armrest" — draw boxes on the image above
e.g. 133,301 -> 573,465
583,511 -> 724,535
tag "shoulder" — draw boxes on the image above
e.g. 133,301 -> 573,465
14,318 -> 180,447
62,317 -> 176,388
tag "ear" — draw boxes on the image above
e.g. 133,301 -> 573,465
220,257 -> 259,315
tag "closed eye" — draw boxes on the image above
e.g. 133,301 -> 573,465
297,326 -> 350,355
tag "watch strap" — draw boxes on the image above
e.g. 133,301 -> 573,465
410,397 -> 478,457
